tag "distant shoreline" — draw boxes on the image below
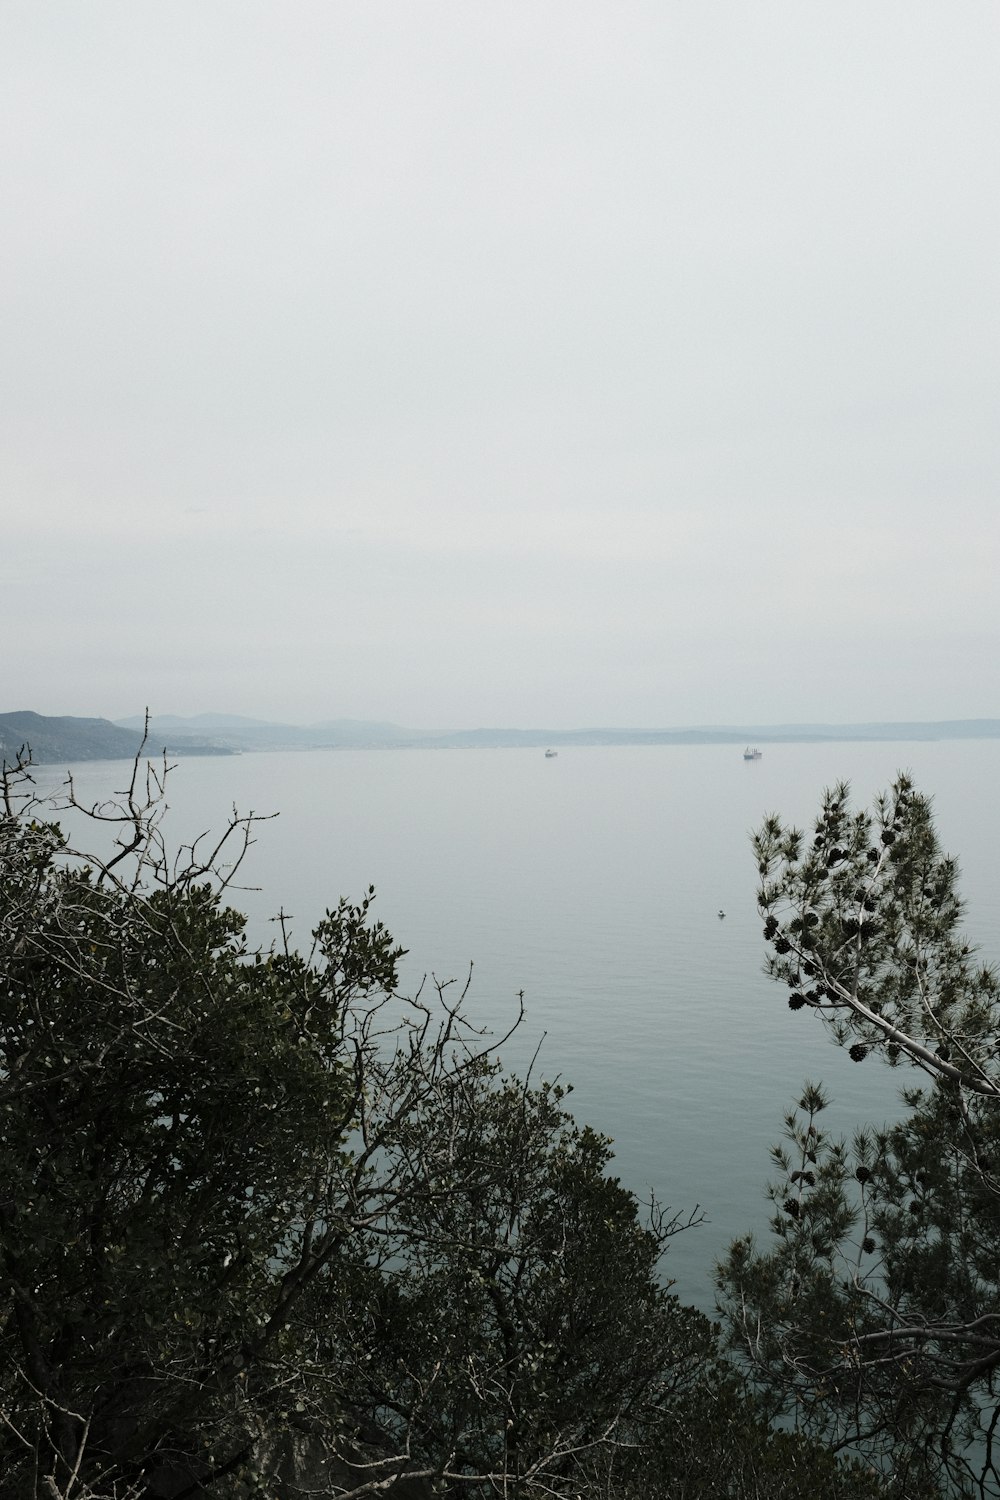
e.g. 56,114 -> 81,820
4,710 -> 1000,765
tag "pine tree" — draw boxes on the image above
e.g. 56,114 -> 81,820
718,776 -> 1000,1498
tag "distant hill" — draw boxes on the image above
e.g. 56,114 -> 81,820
112,714 -> 1000,753
0,712 -> 234,766
12,712 -> 1000,766
115,712 -> 281,732
414,719 -> 1000,749
113,714 -> 429,751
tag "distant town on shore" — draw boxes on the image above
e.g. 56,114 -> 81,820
3,709 -> 1000,765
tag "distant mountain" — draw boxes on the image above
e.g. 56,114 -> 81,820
681,719 -> 1000,744
304,719 -> 431,748
113,715 -> 426,751
0,712 -> 234,766
0,712 -> 142,766
23,711 -> 999,762
116,712 -> 280,732
416,720 -> 1000,749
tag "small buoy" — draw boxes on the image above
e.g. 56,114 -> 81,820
718,909 -> 726,919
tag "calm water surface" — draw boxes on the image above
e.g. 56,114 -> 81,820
49,740 -> 1000,1312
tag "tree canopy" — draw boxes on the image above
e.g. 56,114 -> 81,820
717,774 -> 1000,1499
0,746 -> 896,1498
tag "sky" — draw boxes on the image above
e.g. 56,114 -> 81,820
3,2 -> 999,731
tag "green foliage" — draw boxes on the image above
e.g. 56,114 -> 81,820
752,774 -> 1000,1088
620,1374 -> 891,1499
720,777 -> 1000,1498
0,765 -> 404,1496
302,1068 -> 710,1493
0,750 -> 894,1499
300,1065 -> 889,1499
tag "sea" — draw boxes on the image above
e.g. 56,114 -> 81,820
37,738 -> 1000,1314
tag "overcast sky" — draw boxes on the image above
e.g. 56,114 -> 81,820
4,3 -> 998,729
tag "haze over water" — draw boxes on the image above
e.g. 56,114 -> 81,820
53,737 -> 1000,1312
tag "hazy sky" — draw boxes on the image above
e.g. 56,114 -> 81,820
4,3 -> 999,729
